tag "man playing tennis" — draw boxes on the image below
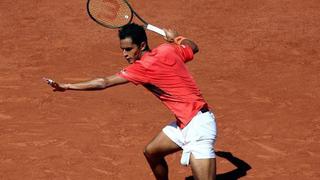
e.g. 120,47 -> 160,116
45,23 -> 217,180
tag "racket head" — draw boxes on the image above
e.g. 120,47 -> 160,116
87,0 -> 133,28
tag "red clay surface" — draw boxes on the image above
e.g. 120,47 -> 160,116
1,0 -> 319,179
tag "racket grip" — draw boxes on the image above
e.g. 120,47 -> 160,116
146,24 -> 166,36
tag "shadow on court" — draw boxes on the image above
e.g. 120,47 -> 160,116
185,151 -> 252,180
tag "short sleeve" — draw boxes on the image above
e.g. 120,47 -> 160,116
117,62 -> 148,85
176,45 -> 194,63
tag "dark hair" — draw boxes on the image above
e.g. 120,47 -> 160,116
118,23 -> 149,49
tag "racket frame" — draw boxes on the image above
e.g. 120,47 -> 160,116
87,0 -> 165,36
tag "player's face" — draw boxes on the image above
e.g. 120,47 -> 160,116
120,37 -> 143,64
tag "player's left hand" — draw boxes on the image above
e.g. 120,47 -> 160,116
43,77 -> 68,91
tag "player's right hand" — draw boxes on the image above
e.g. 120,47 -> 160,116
163,28 -> 179,43
43,77 -> 68,91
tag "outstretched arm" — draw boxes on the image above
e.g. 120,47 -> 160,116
163,29 -> 199,54
44,75 -> 128,91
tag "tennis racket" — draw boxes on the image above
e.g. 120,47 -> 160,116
87,0 -> 166,36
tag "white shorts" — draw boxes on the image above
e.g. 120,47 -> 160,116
162,111 -> 217,166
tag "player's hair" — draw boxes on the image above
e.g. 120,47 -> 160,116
118,23 -> 150,50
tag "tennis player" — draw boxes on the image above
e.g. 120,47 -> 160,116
45,23 -> 217,180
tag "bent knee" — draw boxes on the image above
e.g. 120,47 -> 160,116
143,145 -> 154,158
143,144 -> 165,159
143,147 -> 150,157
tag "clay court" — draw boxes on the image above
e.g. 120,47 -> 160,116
1,0 -> 319,179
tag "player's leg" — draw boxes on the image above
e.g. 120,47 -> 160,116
144,130 -> 182,180
185,111 -> 217,180
190,155 -> 216,180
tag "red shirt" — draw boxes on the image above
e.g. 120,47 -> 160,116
117,43 -> 207,128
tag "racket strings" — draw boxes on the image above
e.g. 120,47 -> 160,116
88,0 -> 132,28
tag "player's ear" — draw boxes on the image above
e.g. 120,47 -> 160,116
140,42 -> 147,50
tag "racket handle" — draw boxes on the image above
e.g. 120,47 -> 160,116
146,24 -> 166,36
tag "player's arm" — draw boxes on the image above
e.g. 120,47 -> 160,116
163,29 -> 199,54
43,75 -> 128,91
